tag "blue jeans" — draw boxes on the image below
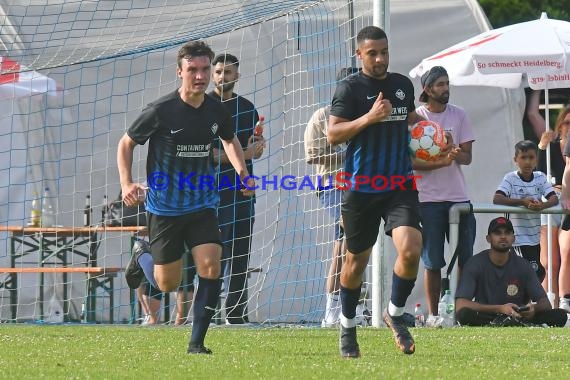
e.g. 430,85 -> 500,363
419,201 -> 476,270
317,187 -> 343,240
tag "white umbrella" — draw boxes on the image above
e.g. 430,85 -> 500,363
0,56 -> 59,100
409,12 -> 570,305
409,12 -> 570,90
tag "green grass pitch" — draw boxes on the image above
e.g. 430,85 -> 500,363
1,325 -> 567,379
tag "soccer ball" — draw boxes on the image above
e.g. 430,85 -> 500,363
408,120 -> 447,161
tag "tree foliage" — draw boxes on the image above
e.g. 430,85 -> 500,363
478,0 -> 569,28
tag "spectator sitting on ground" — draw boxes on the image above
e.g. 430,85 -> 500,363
455,217 -> 567,327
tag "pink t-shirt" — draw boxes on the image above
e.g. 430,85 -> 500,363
414,104 -> 475,203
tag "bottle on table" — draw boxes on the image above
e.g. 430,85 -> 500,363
101,195 -> 109,225
30,192 -> 41,227
83,194 -> 92,226
41,187 -> 56,227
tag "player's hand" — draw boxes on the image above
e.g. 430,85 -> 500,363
247,135 -> 266,159
241,177 -> 256,197
122,183 -> 147,207
368,92 -> 392,123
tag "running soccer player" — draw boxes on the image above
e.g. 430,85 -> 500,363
328,26 -> 424,357
117,40 -> 254,354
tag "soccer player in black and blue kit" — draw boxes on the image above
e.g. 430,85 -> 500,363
117,41 -> 255,354
328,26 -> 425,357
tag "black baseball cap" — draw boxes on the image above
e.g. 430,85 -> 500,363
487,217 -> 514,235
419,66 -> 448,102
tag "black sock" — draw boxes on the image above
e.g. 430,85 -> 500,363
190,276 -> 221,346
390,272 -> 416,307
340,284 -> 361,319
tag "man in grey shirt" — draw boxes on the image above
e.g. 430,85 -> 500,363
455,217 -> 567,327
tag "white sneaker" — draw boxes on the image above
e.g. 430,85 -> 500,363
140,315 -> 151,326
355,304 -> 371,327
321,319 -> 339,328
425,315 -> 444,328
559,298 -> 570,312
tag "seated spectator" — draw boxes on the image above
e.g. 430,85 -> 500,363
455,217 -> 567,327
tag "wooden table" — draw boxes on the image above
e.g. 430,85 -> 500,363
0,225 -> 147,323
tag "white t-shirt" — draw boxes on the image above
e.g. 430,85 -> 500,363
496,171 -> 555,246
414,104 -> 475,203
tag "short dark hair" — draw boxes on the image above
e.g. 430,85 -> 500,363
356,26 -> 387,45
212,53 -> 239,68
514,140 -> 538,156
177,41 -> 215,68
336,67 -> 360,81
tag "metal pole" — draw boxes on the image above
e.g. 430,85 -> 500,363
370,0 -> 389,328
544,79 -> 555,305
348,0 -> 356,67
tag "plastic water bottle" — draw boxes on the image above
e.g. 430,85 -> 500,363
440,290 -> 454,327
254,116 -> 265,137
414,303 -> 425,327
30,192 -> 41,227
41,187 -> 56,227
437,296 -> 447,322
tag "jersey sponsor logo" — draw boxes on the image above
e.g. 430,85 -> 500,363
395,89 -> 405,100
384,106 -> 408,121
211,123 -> 218,135
170,128 -> 184,134
176,143 -> 210,157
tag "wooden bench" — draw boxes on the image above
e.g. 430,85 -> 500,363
0,266 -> 123,323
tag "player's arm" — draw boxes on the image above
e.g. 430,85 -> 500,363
220,135 -> 255,196
327,92 -> 392,145
117,133 -> 145,207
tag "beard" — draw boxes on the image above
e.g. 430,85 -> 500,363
433,92 -> 449,104
491,243 -> 511,253
217,82 -> 235,93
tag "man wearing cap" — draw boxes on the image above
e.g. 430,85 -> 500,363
455,217 -> 567,327
412,66 -> 476,327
